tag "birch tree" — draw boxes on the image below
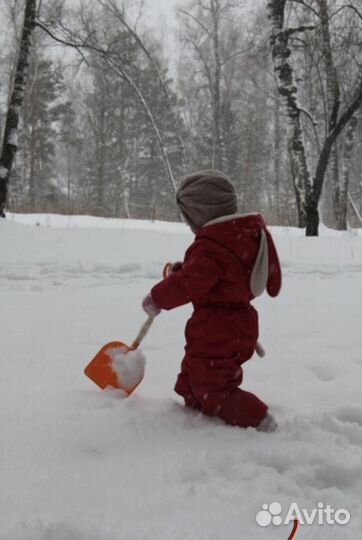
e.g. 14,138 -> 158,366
267,0 -> 313,228
0,0 -> 37,217
267,0 -> 362,235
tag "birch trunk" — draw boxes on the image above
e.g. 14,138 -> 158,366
267,0 -> 311,228
211,0 -> 227,171
268,0 -> 362,236
0,0 -> 37,217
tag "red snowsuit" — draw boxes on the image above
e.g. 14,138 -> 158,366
151,214 -> 282,428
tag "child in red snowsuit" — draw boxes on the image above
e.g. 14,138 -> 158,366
143,170 -> 282,431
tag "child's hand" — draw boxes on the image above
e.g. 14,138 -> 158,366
142,293 -> 161,317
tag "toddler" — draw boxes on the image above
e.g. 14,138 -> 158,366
142,170 -> 282,432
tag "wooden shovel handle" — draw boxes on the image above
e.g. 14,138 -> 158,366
131,315 -> 154,349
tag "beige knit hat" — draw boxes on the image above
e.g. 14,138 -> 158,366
176,169 -> 237,230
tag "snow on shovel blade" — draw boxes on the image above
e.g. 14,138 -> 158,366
84,341 -> 146,396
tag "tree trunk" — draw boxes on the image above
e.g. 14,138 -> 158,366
96,103 -> 106,213
29,57 -> 40,212
288,123 -> 309,228
337,116 -> 358,229
319,0 -> 340,132
273,95 -> 281,221
267,0 -> 311,228
319,0 -> 342,229
348,191 -> 362,225
306,89 -> 362,235
0,0 -> 37,217
209,0 -> 227,171
305,195 -> 320,236
268,0 -> 362,236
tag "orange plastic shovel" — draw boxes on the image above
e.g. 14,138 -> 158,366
84,315 -> 154,395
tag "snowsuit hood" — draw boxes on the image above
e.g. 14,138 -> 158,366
197,213 -> 281,298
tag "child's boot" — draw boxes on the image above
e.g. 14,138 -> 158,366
256,412 -> 278,432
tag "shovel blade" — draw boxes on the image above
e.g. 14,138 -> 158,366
84,341 -> 141,395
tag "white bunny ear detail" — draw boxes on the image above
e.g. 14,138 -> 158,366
250,229 -> 269,297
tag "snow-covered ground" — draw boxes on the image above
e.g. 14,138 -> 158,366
1,213 -> 361,540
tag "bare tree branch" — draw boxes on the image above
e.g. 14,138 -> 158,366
178,8 -> 212,38
220,46 -> 254,67
314,78 -> 362,203
35,18 -> 179,195
285,25 -> 316,37
36,20 -> 90,65
289,0 -> 319,18
299,106 -> 318,126
329,4 -> 362,23
98,0 -> 188,171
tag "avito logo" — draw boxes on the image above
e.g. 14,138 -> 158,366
256,501 -> 351,538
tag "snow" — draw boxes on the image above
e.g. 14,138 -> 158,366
109,347 -> 146,392
6,211 -> 188,232
1,213 -> 362,540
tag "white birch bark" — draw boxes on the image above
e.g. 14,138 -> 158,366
267,0 -> 312,227
0,0 -> 37,217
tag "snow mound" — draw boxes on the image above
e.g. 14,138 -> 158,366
0,520 -> 118,540
108,347 -> 146,391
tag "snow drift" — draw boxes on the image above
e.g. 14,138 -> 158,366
1,214 -> 361,540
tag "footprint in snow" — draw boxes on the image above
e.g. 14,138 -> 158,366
315,409 -> 362,447
331,405 -> 362,427
308,364 -> 338,382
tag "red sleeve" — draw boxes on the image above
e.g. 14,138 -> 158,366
265,229 -> 282,297
151,244 -> 221,310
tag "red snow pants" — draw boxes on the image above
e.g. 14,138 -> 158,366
174,304 -> 268,428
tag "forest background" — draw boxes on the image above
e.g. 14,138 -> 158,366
0,0 -> 361,235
